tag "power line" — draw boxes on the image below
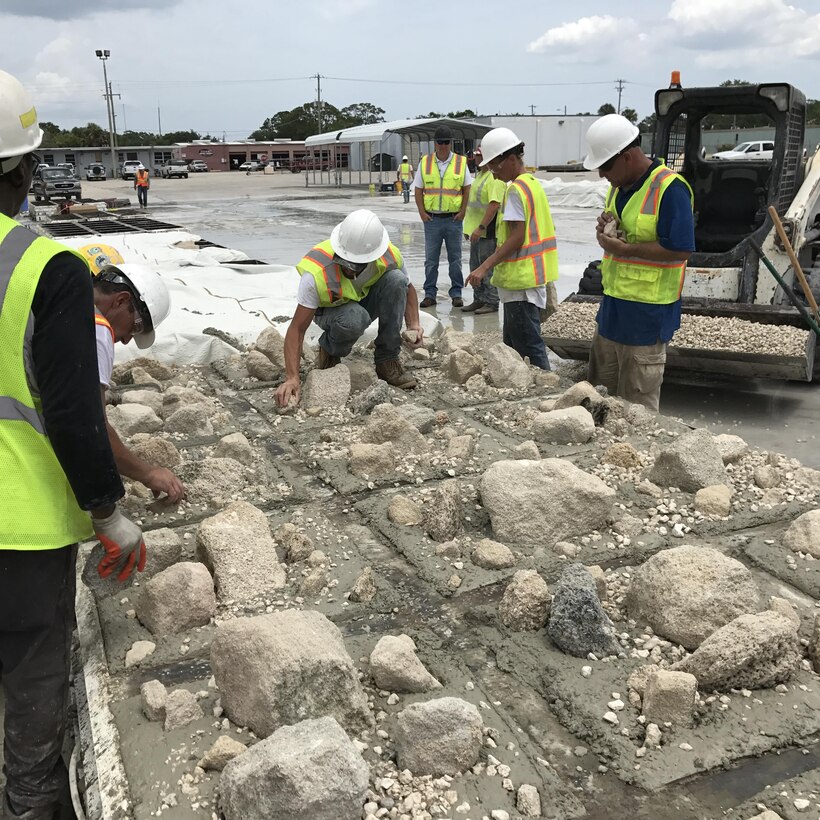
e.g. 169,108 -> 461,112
324,75 -> 616,88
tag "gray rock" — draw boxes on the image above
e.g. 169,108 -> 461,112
121,389 -> 163,417
214,432 -> 254,465
485,343 -> 532,390
135,562 -> 216,636
164,404 -> 213,436
642,670 -> 697,726
199,735 -> 247,772
362,403 -> 427,452
393,697 -> 483,776
783,509 -> 820,559
602,442 -> 642,468
481,459 -> 615,547
210,610 -> 373,738
302,364 -> 351,408
754,464 -> 780,489
254,326 -> 286,371
516,784 -> 542,817
164,688 -> 203,731
140,679 -> 167,722
713,433 -> 749,464
130,436 -> 181,469
349,442 -> 395,477
219,716 -> 369,820
107,404 -> 163,437
124,640 -> 155,668
273,523 -> 314,563
673,611 -> 800,690
532,406 -> 595,444
246,350 -> 278,381
552,381 -> 601,410
299,567 -> 328,598
585,564 -> 607,599
648,428 -> 727,492
349,567 -> 378,603
349,381 -> 391,415
500,570 -> 550,631
513,440 -> 540,460
547,564 -> 619,657
439,330 -> 477,356
369,634 -> 442,693
387,494 -> 423,526
768,596 -> 800,630
808,613 -> 820,672
447,435 -> 475,460
396,404 -> 437,433
471,538 -> 516,570
197,501 -> 286,603
141,527 -> 182,578
626,545 -> 762,649
447,349 -> 482,384
128,367 -> 162,389
424,479 -> 462,541
694,484 -> 732,517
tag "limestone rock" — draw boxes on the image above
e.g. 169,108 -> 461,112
694,484 -> 733,517
627,664 -> 662,696
274,524 -> 314,563
394,698 -> 483,776
363,404 -> 427,452
548,564 -> 619,657
299,568 -> 328,598
349,567 -> 378,604
215,432 -> 254,465
642,670 -> 697,726
349,381 -> 391,415
424,480 -> 462,541
141,679 -> 167,722
747,812 -> 785,820
768,596 -> 800,630
532,406 -> 595,445
648,428 -> 727,492
754,464 -> 780,489
210,610 -> 373,737
112,357 -> 173,384
485,343 -> 533,390
447,349 -> 482,385
162,386 -> 213,415
164,688 -> 203,731
783,509 -> 820,558
370,634 -> 442,693
130,436 -> 181,469
136,562 -> 216,636
794,466 -> 820,492
197,501 -> 286,603
500,570 -> 550,631
246,349 -> 278,381
552,381 -> 601,410
513,440 -> 540,460
107,404 -> 163,437
447,434 -> 475,460
713,433 -> 749,464
199,735 -> 247,772
254,326 -> 286,371
349,442 -> 394,477
586,564 -> 607,599
396,404 -> 436,433
302,364 -> 351,408
471,538 -> 516,570
439,330 -> 477,357
344,359 -> 377,393
387,494 -> 423,526
481,459 -> 615,547
602,442 -> 642,468
626,546 -> 761,649
808,613 -> 820,672
164,404 -> 213,436
125,640 -> 155,668
219,716 -> 369,820
121,389 -> 163,417
673,611 -> 800,690
142,527 -> 182,578
516,785 -> 541,817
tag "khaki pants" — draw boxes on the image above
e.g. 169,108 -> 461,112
587,329 -> 667,412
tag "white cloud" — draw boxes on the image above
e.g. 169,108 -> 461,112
3,0 -> 181,19
527,15 -> 642,54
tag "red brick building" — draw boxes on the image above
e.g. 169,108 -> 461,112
172,139 -> 349,171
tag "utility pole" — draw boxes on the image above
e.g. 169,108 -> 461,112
529,104 -> 536,116
615,78 -> 626,114
313,73 -> 323,133
109,82 -> 121,144
95,49 -> 117,178
158,102 -> 162,137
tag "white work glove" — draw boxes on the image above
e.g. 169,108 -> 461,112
92,508 -> 146,582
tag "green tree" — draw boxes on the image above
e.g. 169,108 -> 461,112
159,130 -> 202,144
621,107 -> 638,124
638,112 -> 657,133
448,109 -> 477,118
336,103 -> 385,128
597,103 -> 616,115
807,100 -> 820,125
701,80 -> 770,129
66,123 -> 109,147
249,102 -> 340,141
415,110 -> 443,119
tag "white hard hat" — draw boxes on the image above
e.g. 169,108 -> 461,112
0,70 -> 43,173
101,263 -> 171,349
402,155 -> 408,160
478,127 -> 522,166
330,209 -> 389,264
583,114 -> 640,170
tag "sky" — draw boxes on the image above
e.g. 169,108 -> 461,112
4,0 -> 820,140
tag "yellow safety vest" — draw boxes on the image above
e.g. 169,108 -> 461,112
297,240 -> 404,308
398,162 -> 412,181
492,174 -> 559,289
0,214 -> 94,550
601,164 -> 694,304
462,169 -> 504,237
420,153 -> 467,213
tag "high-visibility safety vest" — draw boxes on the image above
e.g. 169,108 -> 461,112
420,153 -> 467,213
135,170 -> 149,187
95,312 -> 115,343
398,161 -> 412,181
462,169 -> 504,237
297,240 -> 404,308
0,214 -> 94,550
601,164 -> 694,304
492,174 -> 558,289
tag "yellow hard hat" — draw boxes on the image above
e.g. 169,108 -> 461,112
79,244 -> 124,276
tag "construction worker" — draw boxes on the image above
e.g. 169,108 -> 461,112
583,114 -> 695,411
461,146 -> 504,314
467,127 -> 557,369
397,154 -> 413,204
134,166 -> 149,208
93,264 -> 185,503
276,209 -> 424,406
414,125 -> 472,308
0,70 -> 144,820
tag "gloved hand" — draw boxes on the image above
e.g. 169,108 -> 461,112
92,508 -> 146,582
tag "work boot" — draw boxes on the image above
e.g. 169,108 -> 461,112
461,300 -> 484,312
474,304 -> 499,314
419,296 -> 436,308
451,297 -> 464,308
316,347 -> 341,370
375,359 -> 417,390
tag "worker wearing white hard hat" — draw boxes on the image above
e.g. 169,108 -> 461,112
0,69 -> 144,819
92,264 -> 185,504
467,127 -> 558,369
583,113 -> 695,411
397,154 -> 414,204
276,209 -> 424,407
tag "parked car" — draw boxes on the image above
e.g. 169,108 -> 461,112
238,160 -> 262,172
86,163 -> 106,181
57,162 -> 76,176
711,141 -> 775,160
160,159 -> 189,179
32,167 -> 82,201
121,160 -> 145,179
188,160 -> 209,172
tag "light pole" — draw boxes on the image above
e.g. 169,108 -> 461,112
95,50 -> 117,178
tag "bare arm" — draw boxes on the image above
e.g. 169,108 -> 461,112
403,283 -> 424,348
275,305 -> 316,406
466,221 -> 526,286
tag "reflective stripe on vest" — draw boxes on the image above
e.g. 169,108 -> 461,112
0,395 -> 45,434
421,154 -> 466,213
95,312 -> 115,343
600,163 -> 693,304
399,162 -> 411,179
492,174 -> 559,289
136,170 -> 149,186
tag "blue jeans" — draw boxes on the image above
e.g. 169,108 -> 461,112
313,268 -> 407,364
423,216 -> 463,299
502,300 -> 550,370
136,186 -> 148,207
401,180 -> 411,203
469,236 -> 499,308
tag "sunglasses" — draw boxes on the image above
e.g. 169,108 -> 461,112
336,258 -> 368,274
436,140 -> 451,145
97,269 -> 151,333
599,151 -> 624,173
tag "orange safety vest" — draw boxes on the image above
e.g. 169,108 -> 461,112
135,170 -> 149,187
94,312 -> 115,343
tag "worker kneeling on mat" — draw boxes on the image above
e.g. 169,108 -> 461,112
276,209 -> 424,407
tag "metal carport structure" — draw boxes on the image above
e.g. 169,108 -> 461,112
303,117 -> 494,188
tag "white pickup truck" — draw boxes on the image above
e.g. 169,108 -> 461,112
160,159 -> 189,179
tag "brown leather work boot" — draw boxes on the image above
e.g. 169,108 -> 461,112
316,347 -> 341,370
375,359 -> 417,390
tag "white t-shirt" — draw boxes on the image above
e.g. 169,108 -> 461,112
495,184 -> 547,308
297,265 -> 409,310
95,315 -> 115,387
413,153 -> 473,208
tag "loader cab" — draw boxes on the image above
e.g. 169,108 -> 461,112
653,83 -> 806,279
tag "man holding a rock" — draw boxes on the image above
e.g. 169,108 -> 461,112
276,209 -> 424,407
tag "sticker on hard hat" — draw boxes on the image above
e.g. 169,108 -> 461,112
19,107 -> 37,129
79,244 -> 125,276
